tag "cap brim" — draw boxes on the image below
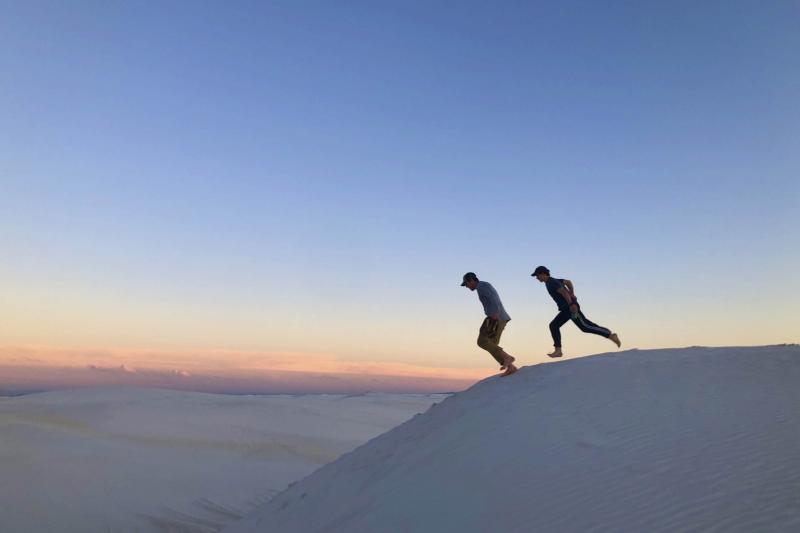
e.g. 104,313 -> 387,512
460,281 -> 467,286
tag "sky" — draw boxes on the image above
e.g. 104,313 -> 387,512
1,1 -> 798,394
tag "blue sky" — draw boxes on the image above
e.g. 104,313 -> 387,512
1,1 -> 798,391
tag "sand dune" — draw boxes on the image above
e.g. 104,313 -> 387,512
224,345 -> 800,533
0,387 -> 445,533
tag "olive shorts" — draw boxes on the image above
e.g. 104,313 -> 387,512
477,318 -> 508,365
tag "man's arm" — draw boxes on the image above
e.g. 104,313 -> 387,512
478,285 -> 501,320
557,286 -> 574,305
558,286 -> 579,317
564,279 -> 575,295
480,295 -> 500,319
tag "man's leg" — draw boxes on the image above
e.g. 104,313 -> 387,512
571,309 -> 620,346
477,320 -> 504,365
491,320 -> 516,371
548,311 -> 571,357
477,320 -> 515,371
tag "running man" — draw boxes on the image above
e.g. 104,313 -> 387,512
461,272 -> 518,376
531,266 -> 621,358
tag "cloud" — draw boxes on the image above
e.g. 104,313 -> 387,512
0,345 -> 484,394
85,364 -> 190,378
88,364 -> 136,374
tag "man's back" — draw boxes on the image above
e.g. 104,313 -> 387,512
477,281 -> 511,321
545,277 -> 574,311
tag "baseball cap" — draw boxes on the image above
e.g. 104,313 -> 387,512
532,266 -> 550,276
460,272 -> 478,286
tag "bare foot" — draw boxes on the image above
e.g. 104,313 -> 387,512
500,355 -> 516,370
610,333 -> 621,348
547,348 -> 563,358
501,364 -> 517,377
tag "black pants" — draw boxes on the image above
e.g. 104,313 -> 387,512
549,306 -> 611,348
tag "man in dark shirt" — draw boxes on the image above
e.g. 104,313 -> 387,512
532,266 -> 621,358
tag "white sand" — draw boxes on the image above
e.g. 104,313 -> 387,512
224,345 -> 800,533
0,388 -> 445,533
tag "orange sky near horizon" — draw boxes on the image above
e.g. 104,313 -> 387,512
0,345 -> 487,394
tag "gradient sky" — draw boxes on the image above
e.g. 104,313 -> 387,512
1,1 -> 798,393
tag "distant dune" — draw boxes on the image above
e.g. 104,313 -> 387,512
0,388 -> 445,533
223,345 -> 800,533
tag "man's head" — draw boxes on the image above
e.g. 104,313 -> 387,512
461,272 -> 479,290
532,265 -> 550,282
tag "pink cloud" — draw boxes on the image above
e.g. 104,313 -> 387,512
0,345 -> 485,394
88,364 -> 136,374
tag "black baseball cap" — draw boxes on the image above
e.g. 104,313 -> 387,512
532,266 -> 550,276
460,272 -> 478,286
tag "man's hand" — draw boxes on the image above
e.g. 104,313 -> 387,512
490,313 -> 499,321
482,317 -> 499,338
